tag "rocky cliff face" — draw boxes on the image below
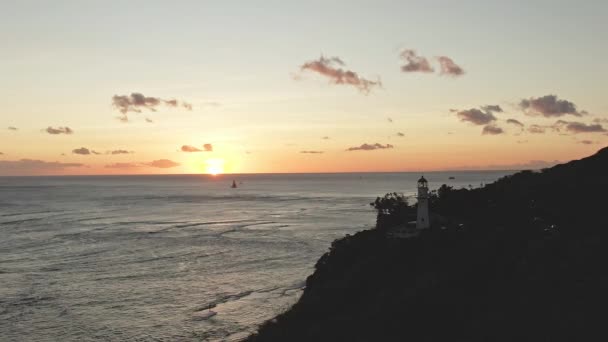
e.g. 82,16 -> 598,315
247,147 -> 608,342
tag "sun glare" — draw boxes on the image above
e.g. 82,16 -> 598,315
205,158 -> 225,175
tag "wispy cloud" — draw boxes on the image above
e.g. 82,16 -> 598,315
72,147 -> 100,155
144,159 -> 180,168
299,56 -> 381,94
527,124 -> 546,134
520,95 -> 584,117
346,143 -> 394,151
181,144 -> 213,153
112,93 -> 192,121
0,159 -> 84,175
145,117 -> 154,123
436,56 -> 465,76
8,126 -> 18,131
108,149 -> 133,155
322,136 -> 330,140
555,121 -> 607,133
482,125 -> 504,135
456,108 -> 497,125
396,132 -> 405,137
105,162 -> 140,168
300,150 -> 324,154
46,126 -> 74,135
481,105 -> 502,113
579,140 -> 595,145
506,118 -> 524,129
387,117 -> 393,123
181,145 -> 202,152
400,49 -> 434,73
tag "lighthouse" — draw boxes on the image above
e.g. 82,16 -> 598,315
416,176 -> 430,229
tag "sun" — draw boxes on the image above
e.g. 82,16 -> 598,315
205,158 -> 225,175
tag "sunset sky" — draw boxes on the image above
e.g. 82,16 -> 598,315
1,0 -> 607,175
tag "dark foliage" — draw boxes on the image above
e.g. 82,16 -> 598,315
247,147 -> 608,342
370,192 -> 414,229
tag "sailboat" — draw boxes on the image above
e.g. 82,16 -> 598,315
231,180 -> 237,188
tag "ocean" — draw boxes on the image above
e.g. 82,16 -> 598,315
0,171 -> 513,341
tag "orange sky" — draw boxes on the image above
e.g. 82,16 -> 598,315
1,2 -> 607,176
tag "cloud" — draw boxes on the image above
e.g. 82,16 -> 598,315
8,126 -> 18,131
400,49 -> 434,73
579,140 -> 595,145
456,108 -> 497,125
0,159 -> 84,175
72,147 -> 100,155
145,117 -> 154,123
387,117 -> 393,123
527,124 -> 546,134
299,56 -> 381,94
181,144 -> 212,152
593,118 -> 608,124
144,159 -> 180,168
300,150 -> 324,154
482,125 -> 504,135
506,118 -> 524,128
109,149 -> 133,155
0,152 -> 3,155
46,126 -> 74,135
517,140 -> 528,144
396,132 -> 405,137
72,147 -> 91,155
556,121 -> 607,134
322,136 -> 330,140
181,145 -> 202,152
481,105 -> 503,113
346,143 -> 394,151
436,56 -> 465,76
519,95 -> 584,117
112,93 -> 193,121
105,162 -> 140,168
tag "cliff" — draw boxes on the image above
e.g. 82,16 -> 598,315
247,147 -> 608,342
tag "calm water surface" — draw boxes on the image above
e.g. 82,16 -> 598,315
0,171 -> 513,341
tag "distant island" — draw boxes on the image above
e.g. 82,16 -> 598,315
247,147 -> 608,341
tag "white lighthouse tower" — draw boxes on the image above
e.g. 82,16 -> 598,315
416,176 -> 430,229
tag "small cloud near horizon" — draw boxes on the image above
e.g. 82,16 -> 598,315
299,55 -> 381,94
72,147 -> 101,155
527,124 -> 546,134
144,159 -> 180,168
456,108 -> 497,125
105,162 -> 140,168
322,136 -> 330,140
108,150 -> 133,155
46,126 -> 73,135
506,118 -> 525,129
8,126 -> 18,131
396,132 -> 405,137
482,125 -> 504,135
0,159 -> 84,175
555,120 -> 607,134
346,143 -> 394,151
300,150 -> 324,154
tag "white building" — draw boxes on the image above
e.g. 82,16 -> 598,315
416,176 -> 430,229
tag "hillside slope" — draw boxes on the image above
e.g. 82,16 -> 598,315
247,147 -> 608,342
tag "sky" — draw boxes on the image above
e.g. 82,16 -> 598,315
1,0 -> 607,175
